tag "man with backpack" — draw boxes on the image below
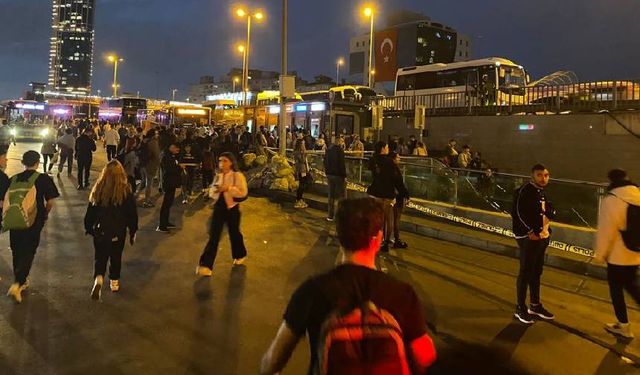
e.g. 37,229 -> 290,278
2,151 -> 59,303
595,169 -> 640,339
260,198 -> 436,375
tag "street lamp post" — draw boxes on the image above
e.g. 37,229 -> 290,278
237,45 -> 246,98
279,0 -> 288,155
236,8 -> 264,106
336,58 -> 344,87
172,89 -> 177,101
108,55 -> 124,97
233,76 -> 240,93
364,7 -> 375,88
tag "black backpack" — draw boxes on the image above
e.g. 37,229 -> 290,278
622,204 -> 640,252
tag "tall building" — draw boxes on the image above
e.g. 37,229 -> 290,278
48,0 -> 96,95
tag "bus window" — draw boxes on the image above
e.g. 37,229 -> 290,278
335,114 -> 354,136
343,89 -> 356,101
397,74 -> 416,91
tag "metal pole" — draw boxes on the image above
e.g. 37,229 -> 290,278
112,59 -> 118,97
278,0 -> 288,156
336,61 -> 340,87
244,16 -> 252,107
367,12 -> 374,88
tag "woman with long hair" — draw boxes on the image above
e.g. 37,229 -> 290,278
293,138 -> 310,208
196,152 -> 248,276
84,160 -> 138,300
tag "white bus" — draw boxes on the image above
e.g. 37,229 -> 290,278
393,57 -> 528,109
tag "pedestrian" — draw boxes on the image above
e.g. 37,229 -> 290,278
156,142 -> 181,233
511,164 -> 556,324
445,139 -> 458,167
293,139 -> 310,209
201,143 -> 215,196
315,133 -> 327,152
140,129 -> 161,208
196,152 -> 248,276
84,160 -> 138,300
0,146 -> 10,231
123,137 -> 139,193
179,144 -> 199,204
40,127 -> 57,174
260,198 -> 436,375
408,134 -> 418,155
75,127 -> 97,190
367,141 -> 406,252
349,135 -> 365,158
323,136 -> 346,221
458,145 -> 472,168
413,141 -> 428,156
103,124 -> 120,161
469,151 -> 483,170
594,169 -> 640,339
3,151 -> 60,303
391,151 -> 410,249
57,127 -> 75,177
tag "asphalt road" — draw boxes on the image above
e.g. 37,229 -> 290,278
0,142 -> 638,374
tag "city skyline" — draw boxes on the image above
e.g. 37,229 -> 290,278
1,0 -> 640,100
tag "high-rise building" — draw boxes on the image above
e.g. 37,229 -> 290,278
48,0 -> 96,95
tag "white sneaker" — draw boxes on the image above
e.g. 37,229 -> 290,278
301,200 -> 309,208
196,266 -> 213,277
7,283 -> 22,304
110,279 -> 120,293
294,200 -> 304,208
91,276 -> 103,300
605,322 -> 634,339
233,257 -> 247,266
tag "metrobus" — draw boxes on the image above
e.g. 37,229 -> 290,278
300,86 -> 381,103
256,91 -> 303,106
394,57 -> 528,108
99,97 -> 147,124
169,105 -> 211,127
203,99 -> 244,127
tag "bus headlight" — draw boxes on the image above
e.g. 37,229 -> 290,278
40,128 -> 49,137
9,129 -> 16,136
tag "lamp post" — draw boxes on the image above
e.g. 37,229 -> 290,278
363,7 -> 375,88
172,89 -> 177,101
233,76 -> 240,93
107,55 -> 124,97
278,0 -> 288,156
336,57 -> 344,87
235,8 -> 264,106
237,44 -> 246,97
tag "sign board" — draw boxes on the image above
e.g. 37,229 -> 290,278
414,105 -> 426,129
280,75 -> 296,99
371,105 -> 383,130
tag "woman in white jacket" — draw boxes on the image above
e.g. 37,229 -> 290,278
196,152 -> 248,276
595,169 -> 640,339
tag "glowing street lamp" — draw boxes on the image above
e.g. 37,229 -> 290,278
362,6 -> 375,88
336,57 -> 344,87
235,7 -> 265,105
107,54 -> 124,97
233,76 -> 240,92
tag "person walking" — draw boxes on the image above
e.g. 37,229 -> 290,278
349,135 -> 365,158
323,137 -> 346,221
594,169 -> 640,338
458,145 -> 472,168
84,160 -> 138,300
201,144 -> 215,196
40,127 -> 57,174
391,151 -> 410,249
103,124 -> 120,161
122,137 -> 139,193
157,142 -> 181,233
293,139 -> 310,209
413,142 -> 428,156
196,152 -> 248,276
511,164 -> 556,324
57,128 -> 75,177
367,141 -> 406,252
3,151 -> 60,303
75,127 -> 97,190
139,129 -> 161,208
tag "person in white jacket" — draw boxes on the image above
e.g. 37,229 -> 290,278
594,169 -> 640,339
196,152 -> 248,276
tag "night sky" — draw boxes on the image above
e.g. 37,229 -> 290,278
1,0 -> 639,100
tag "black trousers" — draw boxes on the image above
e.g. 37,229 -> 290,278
607,264 -> 640,324
127,175 -> 137,193
58,150 -> 73,175
516,238 -> 549,307
93,234 -> 126,280
202,169 -> 214,190
159,186 -> 176,228
199,204 -> 247,268
9,223 -> 44,286
393,202 -> 404,240
77,158 -> 92,187
42,154 -> 54,172
106,145 -> 117,161
327,175 -> 346,219
296,173 -> 308,200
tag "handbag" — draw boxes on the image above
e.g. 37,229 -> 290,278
232,172 -> 248,203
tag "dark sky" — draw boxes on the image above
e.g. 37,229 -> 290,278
1,0 -> 639,100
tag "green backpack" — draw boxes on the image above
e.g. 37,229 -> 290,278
2,172 -> 40,231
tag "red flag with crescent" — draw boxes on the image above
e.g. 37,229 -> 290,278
375,28 -> 398,82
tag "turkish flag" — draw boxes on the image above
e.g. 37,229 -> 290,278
375,29 -> 398,82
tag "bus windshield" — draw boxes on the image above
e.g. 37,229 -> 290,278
499,66 -> 526,88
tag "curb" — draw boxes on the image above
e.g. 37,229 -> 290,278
253,188 -> 607,280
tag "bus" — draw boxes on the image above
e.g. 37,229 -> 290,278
203,99 -> 243,127
393,57 -> 528,108
256,91 -> 303,106
99,97 -> 147,124
169,104 -> 211,127
300,86 -> 382,104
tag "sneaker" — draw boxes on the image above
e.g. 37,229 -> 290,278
233,257 -> 247,266
294,200 -> 304,208
528,304 -> 555,320
196,266 -> 213,277
605,322 -> 634,339
91,276 -> 103,300
326,217 -> 334,222
7,283 -> 22,304
393,239 -> 408,249
380,241 -> 390,253
300,200 -> 309,208
110,279 -> 120,293
182,199 -> 188,204
514,305 -> 535,324
156,226 -> 170,233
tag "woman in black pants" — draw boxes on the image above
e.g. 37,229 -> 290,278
293,139 -> 309,209
84,160 -> 138,300
196,152 -> 248,276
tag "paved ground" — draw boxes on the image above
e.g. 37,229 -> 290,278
0,142 -> 639,374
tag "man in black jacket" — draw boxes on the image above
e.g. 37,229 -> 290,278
75,128 -> 97,190
511,164 -> 556,324
157,143 -> 181,233
324,137 -> 347,221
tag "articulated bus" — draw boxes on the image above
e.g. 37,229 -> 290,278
256,91 -> 303,106
169,104 -> 211,127
394,57 -> 528,108
203,99 -> 243,127
99,97 -> 147,124
300,85 -> 381,104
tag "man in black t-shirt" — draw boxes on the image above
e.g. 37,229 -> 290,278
3,151 -> 60,303
260,198 -> 437,375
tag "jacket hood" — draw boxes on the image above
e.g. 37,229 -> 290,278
610,185 -> 640,206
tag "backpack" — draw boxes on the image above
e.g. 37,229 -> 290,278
622,204 -> 640,252
2,172 -> 40,231
316,280 -> 410,375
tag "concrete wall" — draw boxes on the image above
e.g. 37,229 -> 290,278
382,113 -> 640,182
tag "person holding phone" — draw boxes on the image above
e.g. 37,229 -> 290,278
196,152 -> 248,277
84,160 -> 139,300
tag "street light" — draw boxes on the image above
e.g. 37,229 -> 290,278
363,6 -> 375,88
233,76 -> 240,92
235,7 -> 265,106
336,57 -> 344,87
107,54 -> 124,97
172,88 -> 178,101
237,44 -> 246,95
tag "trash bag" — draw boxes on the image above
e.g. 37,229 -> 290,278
270,177 -> 290,191
254,155 -> 268,167
243,153 -> 257,167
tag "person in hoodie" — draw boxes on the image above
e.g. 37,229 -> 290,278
75,127 -> 97,190
595,169 -> 640,339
